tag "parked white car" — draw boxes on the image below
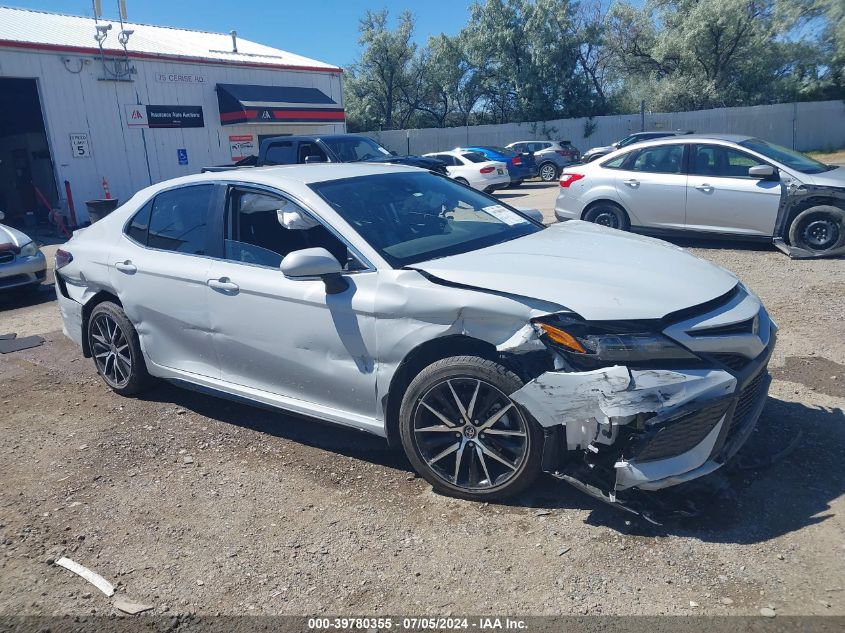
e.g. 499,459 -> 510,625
54,164 -> 775,519
556,134 -> 845,257
423,150 -> 510,192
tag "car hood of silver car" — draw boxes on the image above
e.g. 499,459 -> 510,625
801,165 -> 845,187
410,220 -> 738,321
0,223 -> 32,249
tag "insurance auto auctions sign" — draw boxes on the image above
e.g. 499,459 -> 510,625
125,105 -> 204,128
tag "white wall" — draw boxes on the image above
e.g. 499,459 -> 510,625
362,101 -> 845,156
0,47 -> 344,221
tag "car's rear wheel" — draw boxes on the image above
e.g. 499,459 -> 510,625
583,202 -> 630,231
399,356 -> 543,501
87,301 -> 151,396
788,205 -> 845,253
539,162 -> 559,182
455,177 -> 470,187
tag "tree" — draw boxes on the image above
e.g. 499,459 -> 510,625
604,0 -> 826,111
344,10 -> 418,130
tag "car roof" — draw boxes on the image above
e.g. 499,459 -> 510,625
154,163 -> 422,190
628,133 -> 754,146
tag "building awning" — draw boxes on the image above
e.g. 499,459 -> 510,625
216,83 -> 345,125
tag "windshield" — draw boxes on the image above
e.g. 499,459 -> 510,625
310,172 -> 542,267
322,137 -> 392,162
738,138 -> 832,174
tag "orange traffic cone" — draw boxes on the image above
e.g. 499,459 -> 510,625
102,177 -> 111,200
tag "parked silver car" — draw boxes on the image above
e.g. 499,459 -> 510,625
55,164 -> 775,518
506,140 -> 581,182
0,211 -> 47,293
556,134 -> 845,257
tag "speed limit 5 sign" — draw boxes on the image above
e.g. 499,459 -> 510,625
69,133 -> 91,158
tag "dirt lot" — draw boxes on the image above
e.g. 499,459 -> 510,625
1,183 -> 843,618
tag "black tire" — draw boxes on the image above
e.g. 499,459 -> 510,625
398,355 -> 543,502
788,205 -> 845,253
538,162 -> 559,182
586,153 -> 605,163
87,301 -> 151,396
583,201 -> 630,231
455,177 -> 470,187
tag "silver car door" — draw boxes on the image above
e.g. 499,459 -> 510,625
206,186 -> 379,419
612,144 -> 688,230
685,144 -> 781,236
113,184 -> 218,378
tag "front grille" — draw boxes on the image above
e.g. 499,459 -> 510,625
632,400 -> 731,463
0,252 -> 14,264
688,318 -> 755,337
712,353 -> 752,371
723,368 -> 769,446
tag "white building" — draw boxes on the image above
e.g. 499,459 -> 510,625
0,6 -> 345,224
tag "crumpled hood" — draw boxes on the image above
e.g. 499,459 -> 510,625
0,223 -> 33,250
409,221 -> 738,321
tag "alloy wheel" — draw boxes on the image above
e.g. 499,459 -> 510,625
540,163 -> 557,181
412,377 -> 529,490
90,313 -> 132,389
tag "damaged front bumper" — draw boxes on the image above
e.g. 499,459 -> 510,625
511,329 -> 775,515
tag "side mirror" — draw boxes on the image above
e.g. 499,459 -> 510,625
748,164 -> 776,179
304,155 -> 326,164
280,247 -> 348,294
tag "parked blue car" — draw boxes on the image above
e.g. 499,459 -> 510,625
461,146 -> 539,186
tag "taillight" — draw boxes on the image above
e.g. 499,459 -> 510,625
55,249 -> 73,270
512,156 -> 522,166
480,166 -> 495,174
559,173 -> 585,187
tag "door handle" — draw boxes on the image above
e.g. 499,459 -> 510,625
695,183 -> 714,192
207,277 -> 239,293
114,260 -> 136,274
623,178 -> 639,188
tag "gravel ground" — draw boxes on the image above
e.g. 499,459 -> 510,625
1,182 -> 843,618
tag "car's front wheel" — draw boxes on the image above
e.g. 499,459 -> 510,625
399,356 -> 543,501
538,162 -> 559,182
87,301 -> 151,396
788,205 -> 845,253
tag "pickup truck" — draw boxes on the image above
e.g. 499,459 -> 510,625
204,134 -> 448,175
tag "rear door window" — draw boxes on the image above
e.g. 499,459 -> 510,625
125,200 -> 153,244
147,185 -> 214,255
263,141 -> 294,165
628,145 -> 684,174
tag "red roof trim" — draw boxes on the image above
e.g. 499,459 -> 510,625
0,39 -> 343,74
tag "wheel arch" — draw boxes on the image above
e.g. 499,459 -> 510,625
382,335 -> 501,448
80,291 -> 123,358
783,195 -> 845,244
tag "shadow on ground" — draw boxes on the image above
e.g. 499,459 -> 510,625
138,377 -> 844,544
0,283 -> 56,313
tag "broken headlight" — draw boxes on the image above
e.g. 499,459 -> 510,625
533,316 -> 698,366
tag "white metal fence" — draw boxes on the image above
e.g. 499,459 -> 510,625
361,100 -> 845,156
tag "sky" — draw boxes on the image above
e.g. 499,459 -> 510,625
5,0 -> 478,67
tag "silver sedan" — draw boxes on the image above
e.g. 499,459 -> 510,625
0,211 -> 47,293
556,134 -> 845,256
55,164 -> 774,519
